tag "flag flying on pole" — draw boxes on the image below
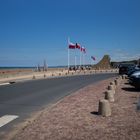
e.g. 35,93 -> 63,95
81,47 -> 86,53
69,42 -> 76,49
91,56 -> 96,61
76,43 -> 81,49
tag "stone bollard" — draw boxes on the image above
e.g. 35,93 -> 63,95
32,75 -> 36,79
110,81 -> 116,89
44,74 -> 46,78
114,79 -> 119,86
122,75 -> 126,79
119,75 -> 122,80
98,99 -> 111,117
105,90 -> 115,102
110,81 -> 115,85
108,85 -> 114,90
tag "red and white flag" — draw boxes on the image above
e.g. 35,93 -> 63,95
68,42 -> 76,49
91,56 -> 96,61
81,47 -> 86,53
75,43 -> 81,49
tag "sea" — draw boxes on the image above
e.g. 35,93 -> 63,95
0,66 -> 67,70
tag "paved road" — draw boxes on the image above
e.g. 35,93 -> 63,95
0,73 -> 117,136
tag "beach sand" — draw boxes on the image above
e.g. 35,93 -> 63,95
0,68 -> 67,84
0,68 -> 118,84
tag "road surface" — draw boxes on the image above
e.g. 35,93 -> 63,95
0,73 -> 117,137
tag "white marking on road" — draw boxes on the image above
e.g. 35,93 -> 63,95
0,83 -> 10,86
0,115 -> 19,128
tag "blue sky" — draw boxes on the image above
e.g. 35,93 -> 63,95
0,0 -> 140,67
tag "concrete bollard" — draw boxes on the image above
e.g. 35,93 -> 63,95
32,75 -> 36,79
114,79 -> 119,86
119,76 -> 122,80
122,75 -> 126,79
105,90 -> 115,102
44,74 -> 46,78
110,81 -> 116,89
110,81 -> 115,86
108,85 -> 114,90
98,99 -> 111,117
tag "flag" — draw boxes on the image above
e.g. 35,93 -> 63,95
69,42 -> 76,49
75,43 -> 81,49
81,47 -> 86,53
91,56 -> 96,61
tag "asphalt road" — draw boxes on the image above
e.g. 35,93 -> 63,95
0,73 -> 117,136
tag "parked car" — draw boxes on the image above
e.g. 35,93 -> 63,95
129,71 -> 140,89
127,65 -> 140,77
119,63 -> 135,75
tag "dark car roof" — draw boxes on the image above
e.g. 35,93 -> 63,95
119,63 -> 135,68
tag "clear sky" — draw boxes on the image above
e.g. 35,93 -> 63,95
0,0 -> 140,67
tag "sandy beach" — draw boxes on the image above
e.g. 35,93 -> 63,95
0,68 -> 118,85
0,67 -> 67,84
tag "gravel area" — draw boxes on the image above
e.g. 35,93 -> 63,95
7,77 -> 140,140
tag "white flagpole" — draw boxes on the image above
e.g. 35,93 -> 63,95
68,37 -> 70,71
83,53 -> 85,66
82,52 -> 84,67
75,55 -> 77,68
80,50 -> 81,68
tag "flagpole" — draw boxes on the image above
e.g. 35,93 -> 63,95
80,50 -> 81,69
68,47 -> 69,71
68,37 -> 70,72
82,52 -> 83,67
75,55 -> 77,69
83,53 -> 85,66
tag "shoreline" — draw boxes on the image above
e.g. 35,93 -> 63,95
0,68 -> 118,85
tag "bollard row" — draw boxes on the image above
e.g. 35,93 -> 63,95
97,76 -> 122,117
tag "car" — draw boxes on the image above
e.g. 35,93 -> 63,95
127,65 -> 140,77
119,63 -> 135,75
129,71 -> 140,89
